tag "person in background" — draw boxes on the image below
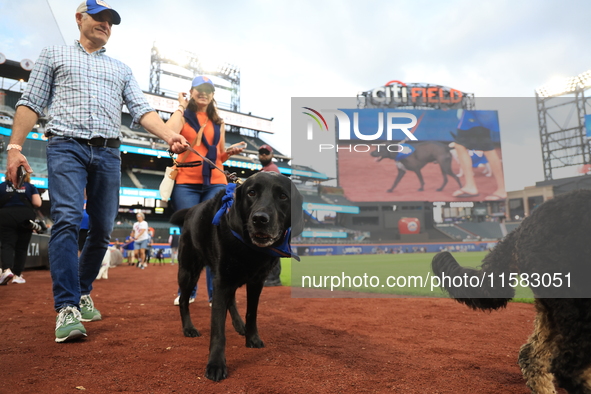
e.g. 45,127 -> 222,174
78,199 -> 89,257
155,248 -> 165,265
5,1 -> 188,342
258,144 -> 280,173
122,235 -> 135,265
168,229 -> 180,265
166,75 -> 245,306
257,144 -> 283,287
131,213 -> 149,269
450,110 -> 506,201
0,172 -> 42,285
144,226 -> 154,267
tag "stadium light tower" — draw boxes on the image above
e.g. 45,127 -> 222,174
149,42 -> 240,112
536,69 -> 591,180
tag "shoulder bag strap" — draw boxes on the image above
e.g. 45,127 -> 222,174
176,129 -> 202,165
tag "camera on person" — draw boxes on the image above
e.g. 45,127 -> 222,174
29,219 -> 47,234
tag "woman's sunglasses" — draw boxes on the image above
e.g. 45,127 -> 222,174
194,86 -> 214,94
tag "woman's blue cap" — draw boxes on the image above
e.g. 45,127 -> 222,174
191,76 -> 215,90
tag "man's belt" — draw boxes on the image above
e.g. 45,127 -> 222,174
73,136 -> 121,148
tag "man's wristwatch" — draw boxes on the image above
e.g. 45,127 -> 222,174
6,144 -> 22,152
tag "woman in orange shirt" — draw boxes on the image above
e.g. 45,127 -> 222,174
166,76 -> 245,305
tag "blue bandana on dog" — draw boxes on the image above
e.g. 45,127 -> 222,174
212,183 -> 237,225
396,144 -> 415,161
230,228 -> 300,261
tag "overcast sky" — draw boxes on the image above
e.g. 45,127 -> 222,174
1,0 -> 590,191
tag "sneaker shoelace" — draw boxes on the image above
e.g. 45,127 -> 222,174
56,306 -> 82,329
81,295 -> 95,311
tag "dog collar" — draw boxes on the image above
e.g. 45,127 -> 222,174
231,228 -> 300,262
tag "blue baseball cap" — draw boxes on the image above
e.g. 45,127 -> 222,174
77,0 -> 121,25
191,76 -> 215,91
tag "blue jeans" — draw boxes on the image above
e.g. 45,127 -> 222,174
47,136 -> 121,311
171,183 -> 225,301
171,183 -> 227,211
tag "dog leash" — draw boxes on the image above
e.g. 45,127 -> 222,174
184,145 -> 243,185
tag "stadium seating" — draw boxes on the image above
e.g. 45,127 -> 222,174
505,222 -> 521,234
455,222 -> 504,240
28,157 -> 48,176
435,224 -> 474,240
132,172 -> 164,190
224,131 -> 289,159
121,170 -> 137,188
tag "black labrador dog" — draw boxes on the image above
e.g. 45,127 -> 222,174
170,172 -> 304,381
371,141 -> 462,192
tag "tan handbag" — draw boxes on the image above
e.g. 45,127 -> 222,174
159,165 -> 177,201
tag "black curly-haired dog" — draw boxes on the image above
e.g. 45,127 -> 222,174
432,189 -> 591,394
170,172 -> 304,381
370,141 -> 462,192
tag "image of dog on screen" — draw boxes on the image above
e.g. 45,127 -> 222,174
370,141 -> 462,193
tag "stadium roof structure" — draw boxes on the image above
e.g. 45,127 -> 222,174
0,105 -> 16,117
321,193 -> 358,207
535,173 -> 591,195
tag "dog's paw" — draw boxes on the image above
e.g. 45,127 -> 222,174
246,336 -> 265,348
386,189 -> 394,193
232,319 -> 246,336
183,327 -> 201,337
205,362 -> 228,382
417,188 -> 424,192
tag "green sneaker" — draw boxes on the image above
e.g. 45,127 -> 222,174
79,294 -> 102,322
55,306 -> 87,343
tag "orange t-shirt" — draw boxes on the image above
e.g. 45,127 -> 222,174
175,112 -> 228,185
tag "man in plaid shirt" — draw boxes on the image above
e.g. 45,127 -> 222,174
6,0 -> 188,343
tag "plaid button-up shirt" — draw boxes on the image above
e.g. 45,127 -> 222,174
16,41 -> 153,140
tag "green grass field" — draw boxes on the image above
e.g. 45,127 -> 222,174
281,252 -> 534,302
